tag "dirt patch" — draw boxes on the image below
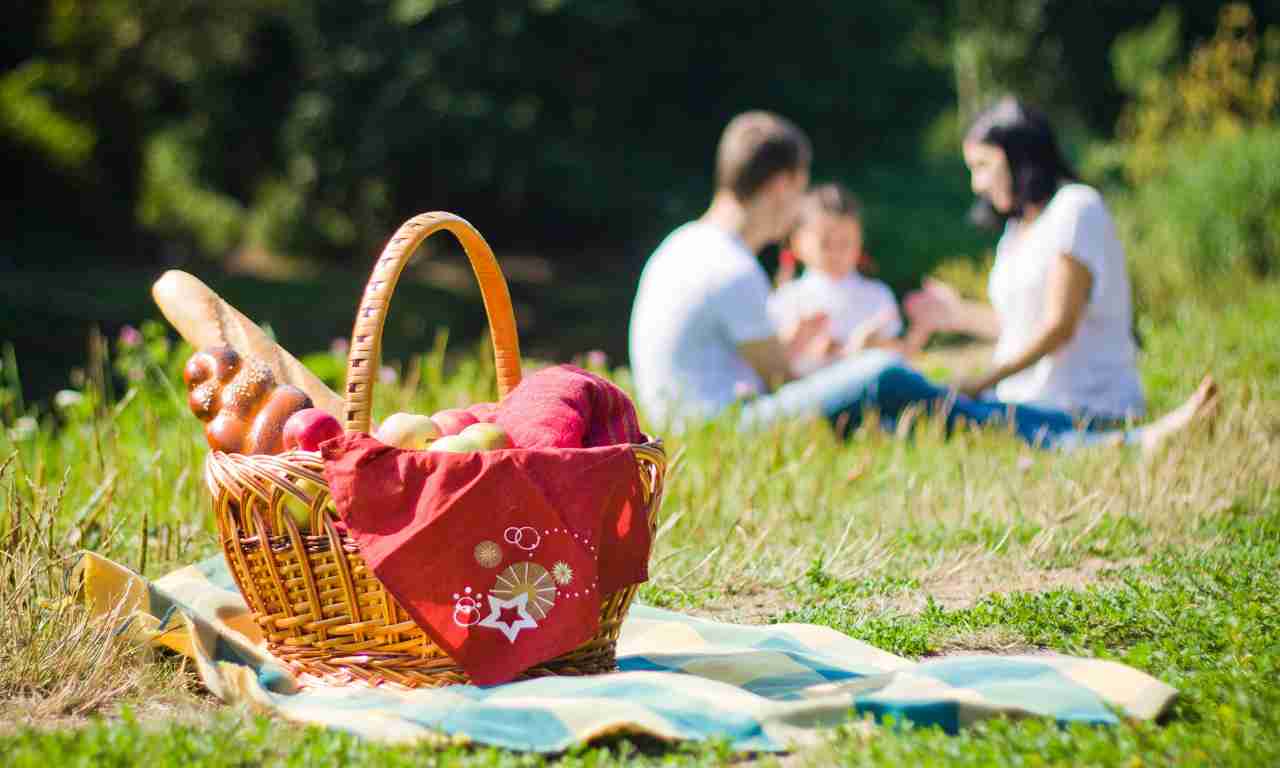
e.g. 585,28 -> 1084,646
654,556 -> 1145,626
925,626 -> 1065,659
684,586 -> 795,624
901,556 -> 1148,613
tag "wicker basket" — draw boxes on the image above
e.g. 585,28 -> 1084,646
203,212 -> 666,689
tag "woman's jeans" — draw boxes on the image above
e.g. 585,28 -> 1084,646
738,350 -> 1136,451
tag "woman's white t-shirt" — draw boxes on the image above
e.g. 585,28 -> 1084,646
989,184 -> 1145,418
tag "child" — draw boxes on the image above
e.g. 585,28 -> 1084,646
768,183 -> 927,373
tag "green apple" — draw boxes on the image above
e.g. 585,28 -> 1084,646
281,476 -> 330,534
375,412 -> 442,449
460,422 -> 512,450
281,495 -> 309,533
426,434 -> 481,453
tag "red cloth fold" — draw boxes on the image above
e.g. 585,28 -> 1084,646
493,365 -> 644,449
321,433 -> 651,686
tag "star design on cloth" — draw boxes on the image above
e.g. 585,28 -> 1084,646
477,592 -> 538,643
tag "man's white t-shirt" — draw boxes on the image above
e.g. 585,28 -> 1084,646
768,270 -> 902,343
989,183 -> 1144,418
629,221 -> 775,425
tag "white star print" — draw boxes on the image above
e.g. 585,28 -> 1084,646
477,592 -> 538,643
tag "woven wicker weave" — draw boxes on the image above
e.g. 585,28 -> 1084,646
204,212 -> 666,689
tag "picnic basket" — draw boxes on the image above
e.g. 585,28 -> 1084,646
202,212 -> 666,689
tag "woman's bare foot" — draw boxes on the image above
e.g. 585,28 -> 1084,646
1139,375 -> 1220,456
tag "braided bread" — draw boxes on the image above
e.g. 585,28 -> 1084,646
184,346 -> 313,454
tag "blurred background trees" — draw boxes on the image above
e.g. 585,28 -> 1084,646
9,1 -> 1273,269
3,1 -> 1278,400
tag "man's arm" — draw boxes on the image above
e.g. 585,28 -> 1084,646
737,337 -> 795,391
738,311 -> 834,391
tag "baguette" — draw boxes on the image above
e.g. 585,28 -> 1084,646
152,270 -> 344,419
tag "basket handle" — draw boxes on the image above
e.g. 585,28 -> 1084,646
343,212 -> 522,434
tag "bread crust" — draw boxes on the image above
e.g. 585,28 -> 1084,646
154,270 -> 344,418
184,346 -> 314,454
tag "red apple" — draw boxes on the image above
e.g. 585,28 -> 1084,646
283,408 -> 343,451
466,402 -> 499,423
429,408 -> 479,436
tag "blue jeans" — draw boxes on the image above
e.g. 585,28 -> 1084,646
739,350 -> 1136,451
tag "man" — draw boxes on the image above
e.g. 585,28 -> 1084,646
629,111 -> 847,429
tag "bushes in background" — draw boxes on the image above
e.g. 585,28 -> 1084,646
1115,126 -> 1280,314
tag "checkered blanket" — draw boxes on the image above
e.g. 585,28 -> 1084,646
74,552 -> 1176,752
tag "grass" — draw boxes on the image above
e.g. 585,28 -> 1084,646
0,264 -> 1277,764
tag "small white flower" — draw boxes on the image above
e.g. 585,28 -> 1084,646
7,416 -> 38,442
54,390 -> 85,410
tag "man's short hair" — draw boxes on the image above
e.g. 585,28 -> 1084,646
715,111 -> 812,202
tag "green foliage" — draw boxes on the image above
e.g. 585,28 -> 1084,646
1115,125 -> 1280,314
1114,4 -> 1280,183
235,1 -> 954,260
1111,6 -> 1183,97
0,60 -> 96,167
137,128 -> 247,255
18,1 -> 1257,271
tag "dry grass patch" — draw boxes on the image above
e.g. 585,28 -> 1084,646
928,627 -> 1043,657
650,384 -> 1275,593
0,460 -> 196,725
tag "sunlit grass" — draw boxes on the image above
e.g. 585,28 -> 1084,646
0,278 -> 1276,764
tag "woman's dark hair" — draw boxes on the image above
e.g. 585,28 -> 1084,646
965,97 -> 1078,229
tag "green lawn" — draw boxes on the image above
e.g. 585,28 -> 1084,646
0,273 -> 1277,765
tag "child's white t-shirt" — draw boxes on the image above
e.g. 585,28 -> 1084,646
989,183 -> 1144,418
628,221 -> 775,425
768,271 -> 903,343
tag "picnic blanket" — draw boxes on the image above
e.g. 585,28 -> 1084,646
74,552 -> 1176,752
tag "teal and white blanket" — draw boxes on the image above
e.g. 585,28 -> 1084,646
75,553 -> 1175,752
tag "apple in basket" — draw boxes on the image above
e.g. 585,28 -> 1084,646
427,423 -> 512,453
279,475 -> 331,534
460,422 -> 512,449
283,408 -> 343,452
428,408 -> 478,436
375,412 -> 442,449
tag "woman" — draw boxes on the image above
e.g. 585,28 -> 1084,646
912,97 -> 1144,417
743,97 -> 1215,452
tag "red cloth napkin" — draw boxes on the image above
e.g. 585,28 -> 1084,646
321,433 -> 651,686
492,365 -> 644,449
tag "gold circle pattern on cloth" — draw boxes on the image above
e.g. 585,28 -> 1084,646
474,540 -> 503,568
492,562 -> 557,619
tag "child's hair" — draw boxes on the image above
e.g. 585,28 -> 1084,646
798,182 -> 862,225
785,182 -> 873,275
715,111 -> 812,202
